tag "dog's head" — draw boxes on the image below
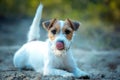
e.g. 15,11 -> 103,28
42,19 -> 80,56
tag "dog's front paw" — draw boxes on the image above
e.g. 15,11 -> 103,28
63,73 -> 74,78
73,69 -> 90,79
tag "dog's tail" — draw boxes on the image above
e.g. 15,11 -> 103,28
27,4 -> 43,42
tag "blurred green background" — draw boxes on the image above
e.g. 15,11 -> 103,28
0,0 -> 120,50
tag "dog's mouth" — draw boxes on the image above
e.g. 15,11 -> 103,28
56,41 -> 64,50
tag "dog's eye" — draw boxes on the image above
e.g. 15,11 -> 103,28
51,29 -> 56,34
65,29 -> 71,34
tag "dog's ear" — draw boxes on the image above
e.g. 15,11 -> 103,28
66,18 -> 80,31
42,19 -> 57,30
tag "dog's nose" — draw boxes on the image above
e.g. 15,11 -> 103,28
56,40 -> 64,50
57,40 -> 64,44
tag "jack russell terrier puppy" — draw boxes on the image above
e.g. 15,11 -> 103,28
13,4 -> 89,78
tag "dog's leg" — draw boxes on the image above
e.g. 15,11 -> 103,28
13,46 -> 27,69
72,67 -> 90,78
43,67 -> 74,77
67,57 -> 90,78
62,54 -> 90,78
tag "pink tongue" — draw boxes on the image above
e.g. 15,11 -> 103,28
56,42 -> 64,50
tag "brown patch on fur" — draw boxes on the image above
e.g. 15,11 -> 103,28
47,20 -> 75,41
48,21 -> 60,41
66,19 -> 80,31
62,24 -> 74,40
42,19 -> 57,31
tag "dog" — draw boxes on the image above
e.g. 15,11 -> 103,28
13,4 -> 89,78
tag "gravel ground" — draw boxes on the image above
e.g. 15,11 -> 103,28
0,46 -> 120,80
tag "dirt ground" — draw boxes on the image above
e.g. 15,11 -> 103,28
0,18 -> 120,80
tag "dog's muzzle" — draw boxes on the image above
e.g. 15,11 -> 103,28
56,40 -> 64,50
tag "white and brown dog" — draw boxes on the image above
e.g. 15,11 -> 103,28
13,4 -> 89,78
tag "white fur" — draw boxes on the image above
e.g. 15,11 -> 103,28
27,4 -> 43,42
13,4 -> 89,78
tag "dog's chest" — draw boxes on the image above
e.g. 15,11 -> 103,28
49,54 -> 68,70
